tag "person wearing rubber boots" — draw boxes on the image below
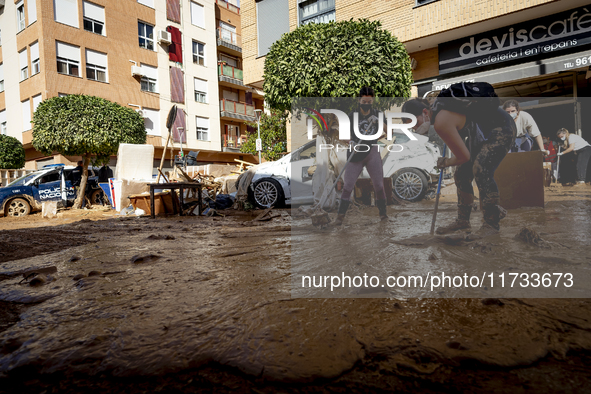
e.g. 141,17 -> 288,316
335,86 -> 388,226
430,82 -> 516,239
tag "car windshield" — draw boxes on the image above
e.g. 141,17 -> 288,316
6,173 -> 38,187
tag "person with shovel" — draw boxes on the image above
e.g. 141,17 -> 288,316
334,86 -> 388,226
430,82 -> 516,239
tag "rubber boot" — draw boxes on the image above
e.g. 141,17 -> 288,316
376,199 -> 388,221
436,191 -> 473,235
334,200 -> 350,226
467,201 -> 502,240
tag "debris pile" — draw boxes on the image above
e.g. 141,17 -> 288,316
514,227 -> 552,249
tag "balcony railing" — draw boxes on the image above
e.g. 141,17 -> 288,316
217,28 -> 241,49
216,0 -> 239,14
218,64 -> 243,81
220,99 -> 255,120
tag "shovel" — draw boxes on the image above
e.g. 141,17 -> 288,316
556,146 -> 561,183
311,142 -> 358,227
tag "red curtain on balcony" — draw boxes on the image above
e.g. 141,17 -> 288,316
170,66 -> 185,104
167,26 -> 183,64
166,0 -> 180,23
172,108 -> 186,143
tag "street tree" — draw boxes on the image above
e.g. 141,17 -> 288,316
32,95 -> 146,208
263,19 -> 413,113
241,112 -> 287,162
0,135 -> 26,170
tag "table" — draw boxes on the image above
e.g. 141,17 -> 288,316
149,182 -> 202,219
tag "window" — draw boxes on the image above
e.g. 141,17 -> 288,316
86,49 -> 107,82
0,63 -> 4,92
83,1 -> 105,35
33,94 -> 42,114
219,22 -> 236,45
299,0 -> 335,25
190,2 -> 204,28
138,21 -> 154,50
54,0 -> 80,28
30,42 -> 40,75
0,111 -> 6,135
194,78 -> 207,103
16,1 -> 26,32
192,41 -> 205,65
142,108 -> 160,136
19,49 -> 28,81
56,41 -> 80,77
140,64 -> 157,93
219,54 -> 237,67
138,0 -> 154,8
257,0 -> 290,56
225,124 -> 240,147
28,0 -> 37,25
22,99 -> 31,131
196,116 -> 209,141
415,0 -> 440,6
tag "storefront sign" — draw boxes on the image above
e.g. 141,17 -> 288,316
439,4 -> 591,74
433,49 -> 591,90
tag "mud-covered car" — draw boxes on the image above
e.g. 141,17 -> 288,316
248,133 -> 441,208
0,164 -> 104,217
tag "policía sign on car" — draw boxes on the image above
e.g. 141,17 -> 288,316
438,4 -> 591,74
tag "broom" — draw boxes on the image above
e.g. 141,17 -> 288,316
311,142 -> 358,227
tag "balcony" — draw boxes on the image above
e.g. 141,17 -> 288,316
217,28 -> 241,56
218,64 -> 244,88
215,0 -> 239,14
220,99 -> 256,122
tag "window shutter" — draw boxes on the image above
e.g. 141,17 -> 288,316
83,1 -> 105,22
167,0 -> 181,23
54,0 -> 80,28
56,41 -> 80,61
86,49 -> 107,67
169,66 -> 185,104
256,0 -> 290,56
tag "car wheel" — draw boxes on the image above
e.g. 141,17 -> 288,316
90,189 -> 105,206
392,168 -> 428,202
6,198 -> 31,217
249,178 -> 284,208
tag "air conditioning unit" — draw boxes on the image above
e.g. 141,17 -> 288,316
136,109 -> 148,118
131,65 -> 143,77
158,30 -> 172,45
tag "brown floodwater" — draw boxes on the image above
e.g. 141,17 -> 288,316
0,186 -> 591,392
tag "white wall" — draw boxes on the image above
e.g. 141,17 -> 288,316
0,0 -> 26,140
154,0 -> 221,152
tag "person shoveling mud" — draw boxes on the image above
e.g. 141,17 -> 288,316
394,83 -> 515,246
430,82 -> 516,239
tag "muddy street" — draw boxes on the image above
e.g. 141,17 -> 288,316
1,186 -> 591,393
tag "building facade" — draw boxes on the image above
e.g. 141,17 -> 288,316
0,0 -> 259,170
242,0 -> 591,150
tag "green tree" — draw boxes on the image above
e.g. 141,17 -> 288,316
32,95 -> 146,208
241,112 -> 287,162
263,19 -> 413,113
0,135 -> 26,169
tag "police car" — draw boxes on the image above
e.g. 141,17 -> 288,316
0,164 -> 104,217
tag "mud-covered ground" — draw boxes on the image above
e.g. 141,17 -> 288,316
1,185 -> 591,393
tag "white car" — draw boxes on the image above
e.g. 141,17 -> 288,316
248,133 -> 441,208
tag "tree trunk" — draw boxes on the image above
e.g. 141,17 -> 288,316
73,153 -> 91,209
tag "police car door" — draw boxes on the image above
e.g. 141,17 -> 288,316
61,169 -> 76,205
32,170 -> 63,204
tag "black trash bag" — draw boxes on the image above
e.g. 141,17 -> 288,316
214,194 -> 235,210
